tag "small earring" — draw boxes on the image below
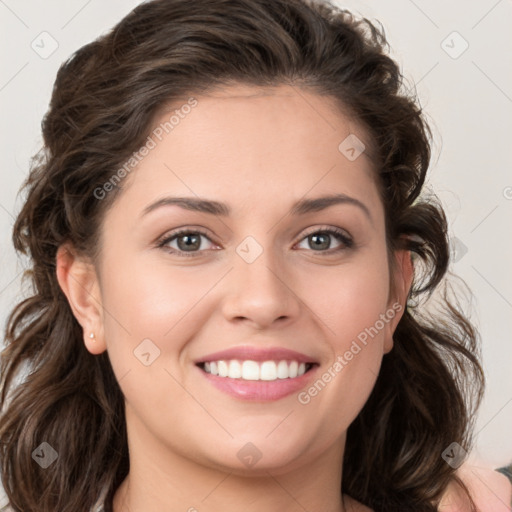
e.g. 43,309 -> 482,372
89,332 -> 96,342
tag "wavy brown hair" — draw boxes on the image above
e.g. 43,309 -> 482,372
0,0 -> 484,510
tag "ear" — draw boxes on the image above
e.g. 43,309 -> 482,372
55,243 -> 107,355
383,249 -> 414,353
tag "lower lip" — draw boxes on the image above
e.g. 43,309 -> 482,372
197,365 -> 318,401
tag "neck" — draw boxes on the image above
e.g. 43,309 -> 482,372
112,414 -> 351,512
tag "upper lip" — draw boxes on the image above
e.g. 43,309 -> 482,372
195,346 -> 318,364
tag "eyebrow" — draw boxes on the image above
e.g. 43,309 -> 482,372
141,193 -> 372,222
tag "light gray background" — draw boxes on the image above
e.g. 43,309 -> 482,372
0,0 -> 511,492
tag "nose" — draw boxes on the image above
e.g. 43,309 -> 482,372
221,247 -> 301,330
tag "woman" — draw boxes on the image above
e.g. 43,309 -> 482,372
0,0 -> 507,510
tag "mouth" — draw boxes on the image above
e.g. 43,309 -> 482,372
194,347 -> 320,401
196,360 -> 317,381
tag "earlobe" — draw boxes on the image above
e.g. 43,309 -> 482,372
383,249 -> 414,353
55,243 -> 107,355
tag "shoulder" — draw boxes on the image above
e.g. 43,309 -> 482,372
439,460 -> 512,511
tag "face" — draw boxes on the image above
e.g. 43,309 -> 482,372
63,84 -> 410,477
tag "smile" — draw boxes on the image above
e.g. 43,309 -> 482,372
199,360 -> 315,381
195,346 -> 319,400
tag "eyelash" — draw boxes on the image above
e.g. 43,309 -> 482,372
156,226 -> 354,258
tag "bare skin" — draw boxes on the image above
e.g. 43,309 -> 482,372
57,84 -> 413,512
440,460 -> 512,511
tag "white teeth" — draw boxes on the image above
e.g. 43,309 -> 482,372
201,359 -> 311,381
260,361 -> 277,381
218,360 -> 229,377
277,360 -> 289,379
242,360 -> 260,380
228,360 -> 242,378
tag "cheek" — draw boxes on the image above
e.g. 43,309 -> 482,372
100,254 -> 203,337
305,253 -> 391,345
297,251 -> 391,416
97,260 -> 205,420
97,250 -> 208,386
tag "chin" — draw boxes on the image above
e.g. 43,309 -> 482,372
197,430 -> 320,475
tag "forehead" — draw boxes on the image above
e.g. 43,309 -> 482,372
112,83 -> 382,220
154,83 -> 377,162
